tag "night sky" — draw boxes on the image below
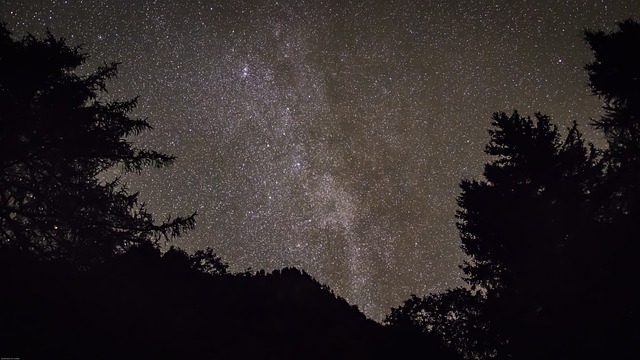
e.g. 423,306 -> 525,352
1,0 -> 637,321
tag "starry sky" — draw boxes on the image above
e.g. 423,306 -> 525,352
1,0 -> 637,321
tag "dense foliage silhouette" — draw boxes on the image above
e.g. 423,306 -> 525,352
0,244 -> 462,359
0,23 -> 195,265
386,19 -> 640,359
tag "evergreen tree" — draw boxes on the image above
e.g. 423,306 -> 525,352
388,112 -> 596,359
388,18 -> 640,359
0,24 -> 195,264
190,247 -> 229,275
584,19 -> 640,354
385,288 -> 487,359
586,20 -> 640,164
464,114 -> 600,359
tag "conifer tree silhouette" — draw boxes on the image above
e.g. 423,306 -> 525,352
387,19 -> 640,360
0,23 -> 195,264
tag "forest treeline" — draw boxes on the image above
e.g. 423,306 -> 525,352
1,18 -> 639,359
1,244 -> 453,359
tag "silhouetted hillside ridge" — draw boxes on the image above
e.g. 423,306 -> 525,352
0,246 -> 455,359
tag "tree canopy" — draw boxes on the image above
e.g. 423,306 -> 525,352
0,23 -> 195,264
386,18 -> 640,359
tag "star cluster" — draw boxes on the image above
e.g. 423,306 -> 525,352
1,0 -> 637,321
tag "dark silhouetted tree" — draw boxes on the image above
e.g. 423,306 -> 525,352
0,24 -> 195,264
583,19 -> 640,355
385,288 -> 486,359
388,112 -> 597,359
389,18 -> 640,360
190,247 -> 229,275
462,114 -> 601,360
586,19 -> 640,165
